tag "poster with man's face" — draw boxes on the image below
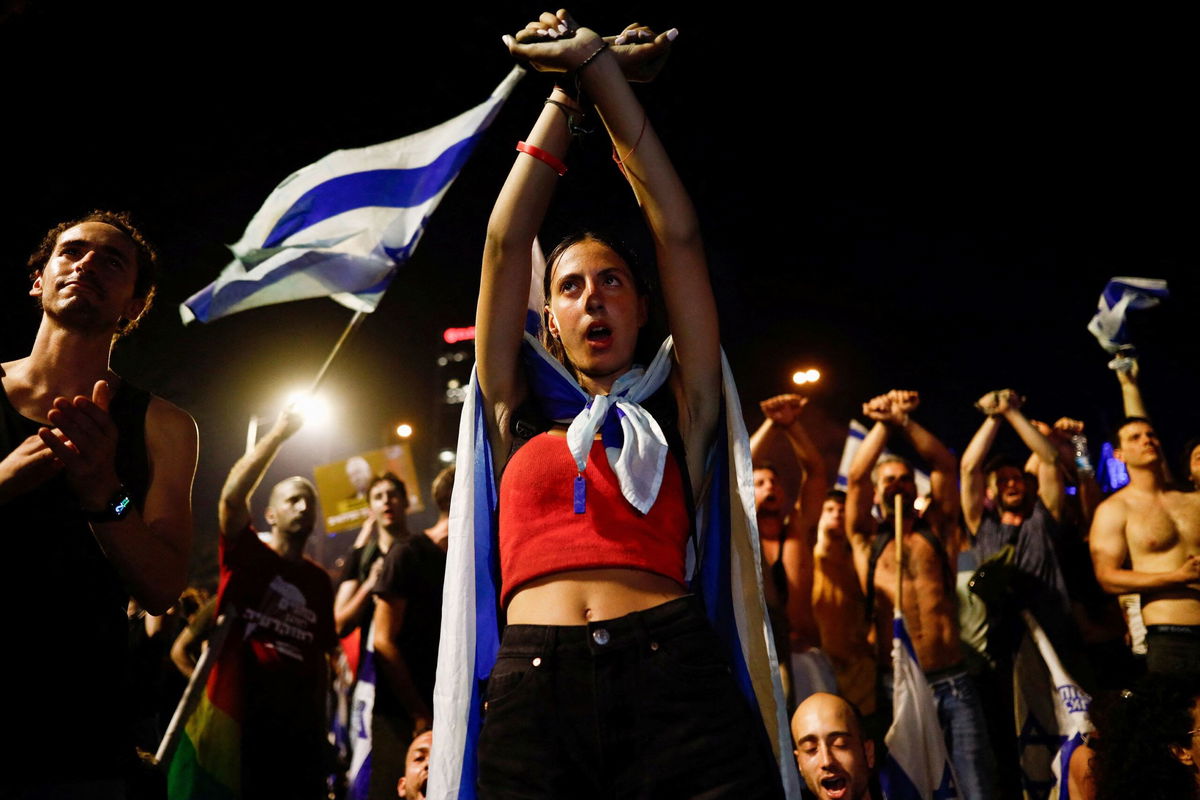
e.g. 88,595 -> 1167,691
313,444 -> 422,534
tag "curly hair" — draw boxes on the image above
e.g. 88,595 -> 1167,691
26,210 -> 159,336
1094,674 -> 1200,800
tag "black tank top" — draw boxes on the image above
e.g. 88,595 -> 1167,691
0,378 -> 151,782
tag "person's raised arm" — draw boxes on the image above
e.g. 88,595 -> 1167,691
760,394 -> 824,647
1114,355 -> 1148,419
845,395 -> 892,589
479,14 -> 587,458
513,12 -> 721,453
1089,498 -> 1200,594
38,380 -> 197,614
218,406 -> 302,538
886,390 -> 959,537
589,36 -> 720,443
960,393 -> 1004,536
1051,417 -> 1103,528
780,401 -> 828,541
989,390 -> 1066,520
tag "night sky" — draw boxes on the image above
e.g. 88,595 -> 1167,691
3,3 -> 1196,581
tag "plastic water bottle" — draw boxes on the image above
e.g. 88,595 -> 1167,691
1071,433 -> 1094,476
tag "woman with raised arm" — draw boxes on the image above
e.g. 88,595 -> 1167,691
433,11 -> 793,800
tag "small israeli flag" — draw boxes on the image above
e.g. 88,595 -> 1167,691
1086,276 -> 1169,354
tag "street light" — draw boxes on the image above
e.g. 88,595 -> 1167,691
792,368 -> 822,386
396,423 -> 414,439
285,390 -> 333,429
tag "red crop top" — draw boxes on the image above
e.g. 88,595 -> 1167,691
498,432 -> 690,604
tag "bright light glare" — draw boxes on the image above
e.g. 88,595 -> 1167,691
792,368 -> 822,386
438,449 -> 456,464
396,423 -> 414,439
285,391 -> 333,429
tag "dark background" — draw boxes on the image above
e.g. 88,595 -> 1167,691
2,2 -> 1196,582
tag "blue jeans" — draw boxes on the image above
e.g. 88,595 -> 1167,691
477,595 -> 784,800
882,666 -> 997,800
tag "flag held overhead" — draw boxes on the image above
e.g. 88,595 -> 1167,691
1086,276 -> 1169,354
181,66 -> 525,324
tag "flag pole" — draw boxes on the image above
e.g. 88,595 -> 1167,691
894,493 -> 903,614
154,608 -> 237,766
305,309 -> 368,396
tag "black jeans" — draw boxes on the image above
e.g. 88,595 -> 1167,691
477,595 -> 785,800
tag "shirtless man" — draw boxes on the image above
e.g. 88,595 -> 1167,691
813,490 -> 876,716
1090,417 -> 1200,674
1,211 -> 198,792
750,393 -> 829,702
846,390 -> 995,799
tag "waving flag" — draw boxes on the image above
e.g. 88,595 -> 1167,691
1086,276 -> 1169,353
880,613 -> 959,800
181,66 -> 524,324
1014,610 -> 1093,800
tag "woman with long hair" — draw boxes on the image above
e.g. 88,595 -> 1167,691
462,9 -> 788,799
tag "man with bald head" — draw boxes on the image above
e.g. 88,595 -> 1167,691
791,693 -> 876,800
213,405 -> 337,798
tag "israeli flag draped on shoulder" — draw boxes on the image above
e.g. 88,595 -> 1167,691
180,66 -> 525,323
1014,610 -> 1093,800
1086,276 -> 1169,353
429,250 -> 799,798
881,613 -> 959,800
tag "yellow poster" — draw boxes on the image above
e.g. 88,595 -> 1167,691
313,445 -> 422,534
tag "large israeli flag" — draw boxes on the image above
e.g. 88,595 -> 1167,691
1086,276 -> 1169,353
181,66 -> 524,324
1014,610 -> 1093,800
881,613 -> 959,800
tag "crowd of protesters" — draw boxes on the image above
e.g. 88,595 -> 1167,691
751,362 -> 1200,799
8,8 -> 1200,799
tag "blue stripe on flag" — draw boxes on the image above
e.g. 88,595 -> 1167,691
263,135 -> 482,248
460,380 -> 500,799
695,420 -> 757,705
893,614 -> 920,663
183,250 -> 392,323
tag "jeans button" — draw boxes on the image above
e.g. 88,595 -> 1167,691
592,628 -> 610,646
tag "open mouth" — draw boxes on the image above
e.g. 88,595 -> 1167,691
416,776 -> 428,799
586,325 -> 612,343
820,775 -> 848,799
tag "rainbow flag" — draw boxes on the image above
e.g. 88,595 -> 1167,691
167,619 -> 244,799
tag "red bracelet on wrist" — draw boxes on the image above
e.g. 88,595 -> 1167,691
516,140 -> 568,176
